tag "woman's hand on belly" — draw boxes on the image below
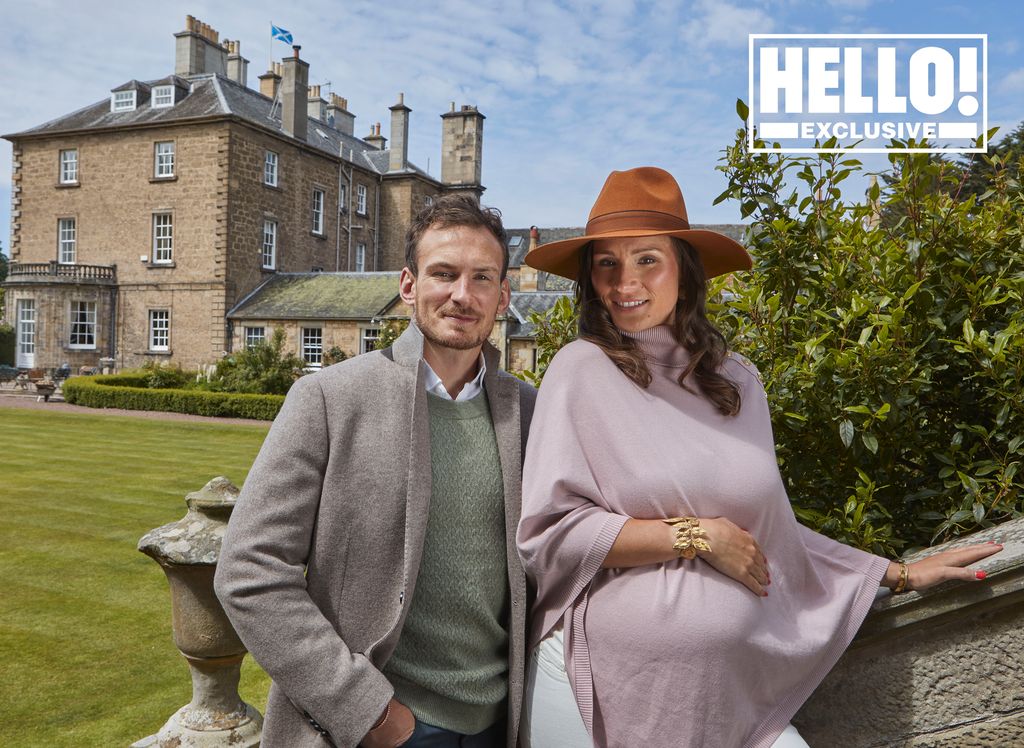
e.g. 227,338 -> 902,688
698,517 -> 770,597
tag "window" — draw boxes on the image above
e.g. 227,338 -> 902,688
112,90 -> 136,112
69,301 -> 96,349
301,327 -> 323,367
356,184 -> 367,214
59,149 -> 78,184
312,188 -> 325,234
424,194 -> 434,208
355,243 -> 366,272
244,326 -> 266,348
264,151 -> 278,186
16,300 -> 36,367
339,183 -> 348,211
153,213 -> 173,263
360,327 -> 380,355
58,218 -> 76,264
152,85 -> 174,108
154,141 -> 175,178
149,310 -> 170,351
262,220 -> 277,269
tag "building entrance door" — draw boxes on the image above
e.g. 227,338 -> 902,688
16,299 -> 36,369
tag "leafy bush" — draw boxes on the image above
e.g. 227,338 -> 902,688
141,361 -> 190,389
513,296 -> 578,387
323,347 -> 352,366
212,327 -> 305,395
63,375 -> 283,420
521,111 -> 1023,552
374,319 -> 410,351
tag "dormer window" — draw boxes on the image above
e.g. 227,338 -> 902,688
152,86 -> 174,108
112,90 -> 136,112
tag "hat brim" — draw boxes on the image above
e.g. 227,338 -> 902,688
524,228 -> 752,281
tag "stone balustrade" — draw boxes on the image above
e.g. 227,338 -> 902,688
795,516 -> 1024,746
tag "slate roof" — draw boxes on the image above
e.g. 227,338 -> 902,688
6,73 -> 437,180
227,272 -> 401,320
507,291 -> 572,339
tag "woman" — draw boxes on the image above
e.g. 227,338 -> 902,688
516,167 -> 1001,748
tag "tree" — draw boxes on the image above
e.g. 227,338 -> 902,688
959,121 -> 1024,201
212,327 -> 307,395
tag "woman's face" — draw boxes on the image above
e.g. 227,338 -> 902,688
590,235 -> 680,332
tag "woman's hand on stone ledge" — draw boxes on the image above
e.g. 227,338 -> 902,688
884,541 -> 1004,592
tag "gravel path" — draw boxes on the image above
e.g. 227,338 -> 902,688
0,389 -> 271,427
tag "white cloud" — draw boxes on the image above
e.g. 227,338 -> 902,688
679,0 -> 776,49
997,67 -> 1024,94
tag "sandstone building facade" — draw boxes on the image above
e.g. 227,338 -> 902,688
2,16 -> 485,372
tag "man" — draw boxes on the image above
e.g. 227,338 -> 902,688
215,195 -> 536,748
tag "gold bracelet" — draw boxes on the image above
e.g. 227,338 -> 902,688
662,516 -> 711,560
891,561 -> 909,594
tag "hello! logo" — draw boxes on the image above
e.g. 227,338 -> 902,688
748,34 -> 987,153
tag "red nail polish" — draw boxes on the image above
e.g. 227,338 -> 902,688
976,570 -> 987,580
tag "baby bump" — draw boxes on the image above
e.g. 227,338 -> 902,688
583,562 -> 771,683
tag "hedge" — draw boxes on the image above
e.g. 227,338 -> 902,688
62,375 -> 284,420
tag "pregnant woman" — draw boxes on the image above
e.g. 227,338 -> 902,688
516,167 -> 1000,748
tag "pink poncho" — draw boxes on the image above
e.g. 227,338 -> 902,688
517,326 -> 889,747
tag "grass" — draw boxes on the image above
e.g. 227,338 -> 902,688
0,406 -> 273,747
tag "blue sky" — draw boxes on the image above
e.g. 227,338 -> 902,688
1,0 -> 1022,254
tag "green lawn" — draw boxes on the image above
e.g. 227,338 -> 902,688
0,407 -> 273,747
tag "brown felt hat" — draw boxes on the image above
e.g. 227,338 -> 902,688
525,166 -> 752,281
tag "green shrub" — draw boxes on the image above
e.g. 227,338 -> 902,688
0,323 -> 14,366
140,360 -> 191,389
63,375 -> 283,420
374,319 -> 410,350
212,327 -> 305,395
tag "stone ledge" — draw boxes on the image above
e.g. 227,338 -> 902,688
795,517 -> 1024,747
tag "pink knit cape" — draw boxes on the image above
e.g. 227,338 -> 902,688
517,329 -> 889,748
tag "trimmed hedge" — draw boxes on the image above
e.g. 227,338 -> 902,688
62,375 -> 284,420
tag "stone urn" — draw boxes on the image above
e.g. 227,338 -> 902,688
133,477 -> 262,748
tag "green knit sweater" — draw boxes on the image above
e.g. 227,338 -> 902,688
383,392 -> 510,734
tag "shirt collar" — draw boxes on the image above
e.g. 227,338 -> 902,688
422,353 -> 487,401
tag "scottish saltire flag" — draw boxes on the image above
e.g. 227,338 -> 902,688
271,24 -> 293,45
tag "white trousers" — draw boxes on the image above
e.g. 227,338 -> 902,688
521,628 -> 811,748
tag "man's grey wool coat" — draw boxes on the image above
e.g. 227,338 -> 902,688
214,323 -> 537,748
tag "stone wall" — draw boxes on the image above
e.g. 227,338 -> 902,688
224,123 -> 377,304
378,175 -> 443,271
795,518 -> 1024,747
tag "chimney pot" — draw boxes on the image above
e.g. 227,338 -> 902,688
293,45 -> 301,58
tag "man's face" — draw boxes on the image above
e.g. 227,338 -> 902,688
399,224 -> 511,351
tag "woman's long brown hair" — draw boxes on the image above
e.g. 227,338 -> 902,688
576,237 -> 741,416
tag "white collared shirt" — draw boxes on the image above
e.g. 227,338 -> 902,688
422,353 -> 487,401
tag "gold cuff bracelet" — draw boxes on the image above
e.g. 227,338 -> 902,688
662,516 -> 711,560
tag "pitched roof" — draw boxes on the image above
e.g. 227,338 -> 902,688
507,291 -> 573,339
6,73 -> 437,181
227,272 -> 401,320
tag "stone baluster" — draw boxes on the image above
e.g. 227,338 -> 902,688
132,477 -> 262,748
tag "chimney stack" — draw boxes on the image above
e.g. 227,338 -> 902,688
258,64 -> 282,100
225,39 -> 249,87
440,103 -> 485,198
520,227 -> 540,292
307,84 -> 327,122
281,46 -> 309,141
327,94 -> 355,136
174,15 -> 228,77
388,93 -> 411,172
365,122 -> 387,150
